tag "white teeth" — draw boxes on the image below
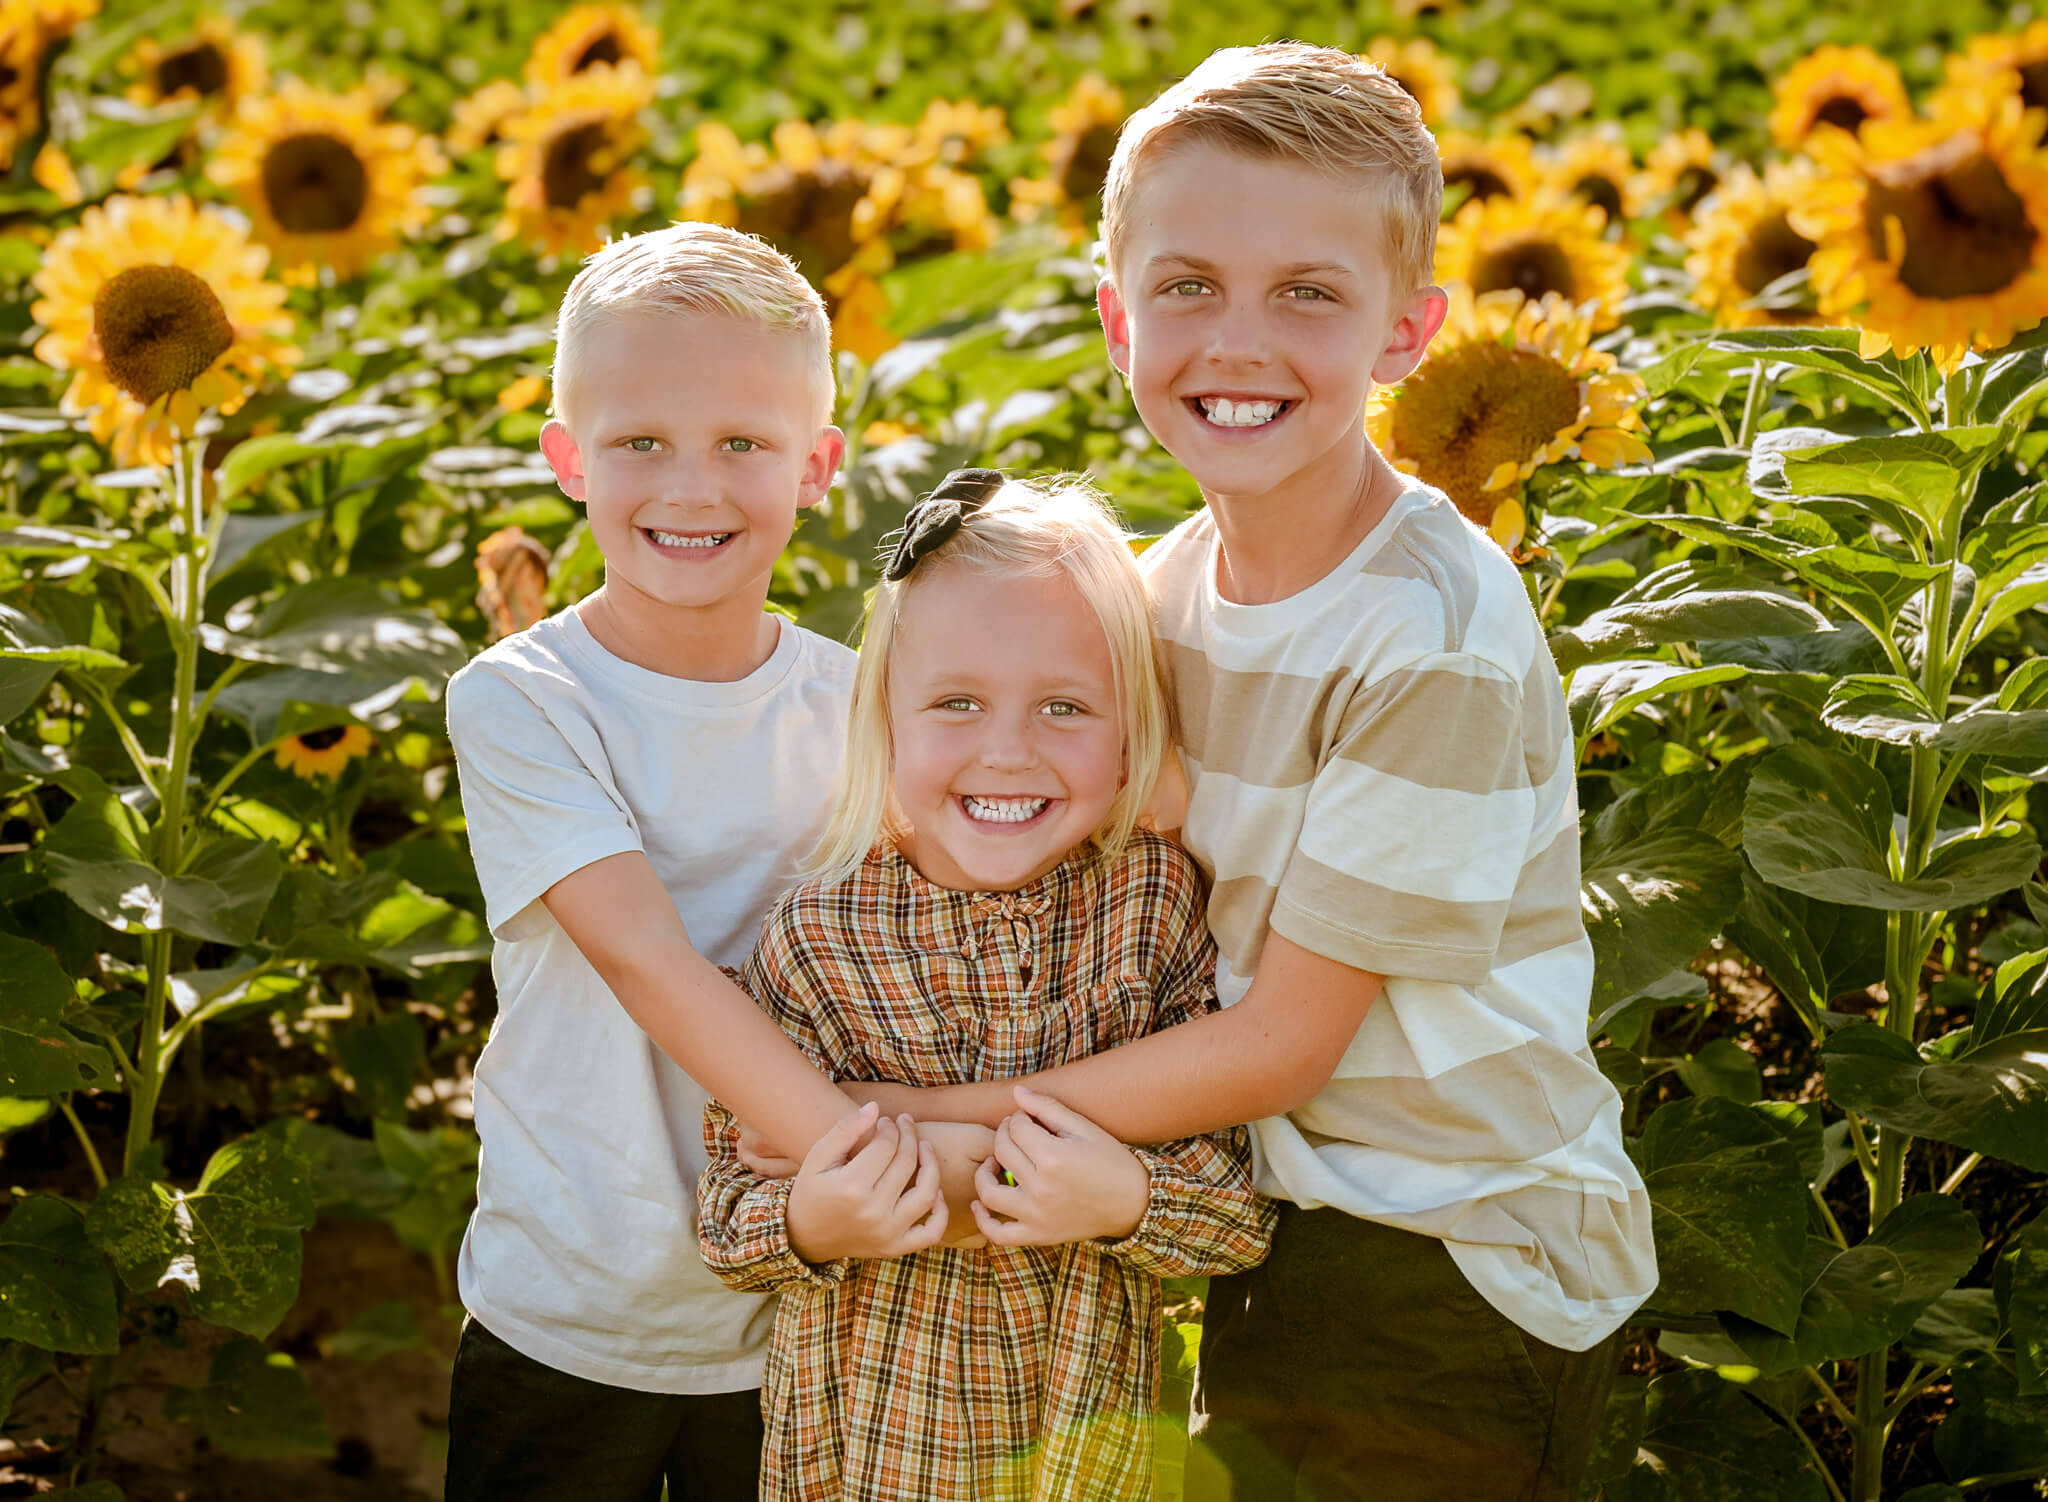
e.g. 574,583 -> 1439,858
962,795 -> 1050,824
648,529 -> 732,548
1199,397 -> 1282,427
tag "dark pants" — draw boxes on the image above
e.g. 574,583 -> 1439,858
1187,1206 -> 1619,1502
445,1318 -> 763,1502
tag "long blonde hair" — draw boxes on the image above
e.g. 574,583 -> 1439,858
808,476 -> 1170,883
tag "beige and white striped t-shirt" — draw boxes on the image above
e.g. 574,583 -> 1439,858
1140,483 -> 1656,1352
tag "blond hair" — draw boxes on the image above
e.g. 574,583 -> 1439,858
1100,42 -> 1443,299
551,221 -> 834,430
809,477 -> 1170,884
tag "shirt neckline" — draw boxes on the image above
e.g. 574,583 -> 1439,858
1198,482 -> 1441,637
555,607 -> 802,707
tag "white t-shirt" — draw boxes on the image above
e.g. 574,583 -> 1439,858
1140,487 -> 1656,1353
445,608 -> 855,1394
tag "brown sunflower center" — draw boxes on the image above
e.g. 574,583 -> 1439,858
736,162 -> 869,279
1389,72 -> 1422,104
1813,95 -> 1870,135
543,122 -> 614,210
1734,209 -> 1818,298
1059,123 -> 1120,209
0,62 -> 18,93
1865,132 -> 2038,300
574,31 -> 623,72
1672,165 -> 1720,217
1445,165 -> 1512,206
2020,61 -> 2048,114
1390,343 -> 1583,523
296,726 -> 349,751
92,264 -> 235,407
157,40 -> 229,98
261,131 -> 370,235
1472,236 -> 1579,302
1573,173 -> 1624,222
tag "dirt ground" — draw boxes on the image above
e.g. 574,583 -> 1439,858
3,1218 -> 451,1501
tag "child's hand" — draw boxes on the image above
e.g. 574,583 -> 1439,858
736,1122 -> 801,1179
786,1103 -> 947,1263
915,1120 -> 998,1249
970,1086 -> 1149,1248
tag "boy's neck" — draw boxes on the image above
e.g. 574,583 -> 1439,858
576,579 -> 782,683
1202,437 -> 1407,606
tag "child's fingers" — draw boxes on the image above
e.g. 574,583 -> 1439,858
992,1116 -> 1037,1175
900,1144 -> 949,1250
970,1196 -> 1031,1246
973,1155 -> 1029,1218
844,1111 -> 903,1187
807,1100 -> 880,1172
1011,1086 -> 1100,1140
1005,1109 -> 1061,1162
870,1114 -> 923,1200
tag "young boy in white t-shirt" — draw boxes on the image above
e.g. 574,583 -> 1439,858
443,224 -> 959,1502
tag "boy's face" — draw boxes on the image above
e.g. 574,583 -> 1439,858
1097,143 -> 1447,506
541,311 -> 842,623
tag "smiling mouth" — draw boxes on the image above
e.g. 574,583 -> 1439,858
959,794 -> 1053,825
644,528 -> 734,550
1190,396 -> 1294,429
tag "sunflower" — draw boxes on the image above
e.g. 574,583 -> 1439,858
1794,92 -> 2048,370
448,78 -> 528,155
497,68 -> 651,257
1637,128 -> 1728,228
1936,23 -> 2048,137
475,527 -> 550,642
211,80 -> 445,284
274,724 -> 373,780
31,139 -> 77,202
524,2 -> 657,89
1362,36 -> 1458,126
1436,131 -> 1540,219
1684,161 -> 1829,327
1010,75 -> 1126,240
1770,45 -> 1913,153
1,0 -> 94,142
1436,193 -> 1631,329
1540,128 -> 1640,229
1368,286 -> 1651,540
31,194 -> 298,467
124,14 -> 267,120
906,98 -> 1008,168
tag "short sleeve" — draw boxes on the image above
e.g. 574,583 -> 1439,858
1273,653 -> 1534,985
445,661 -> 643,941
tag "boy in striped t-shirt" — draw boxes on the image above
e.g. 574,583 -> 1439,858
869,41 -> 1657,1500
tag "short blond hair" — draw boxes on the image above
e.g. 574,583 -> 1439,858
552,221 -> 834,430
1101,42 -> 1443,299
809,477 -> 1170,884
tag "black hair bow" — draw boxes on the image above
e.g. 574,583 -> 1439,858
882,467 -> 1006,581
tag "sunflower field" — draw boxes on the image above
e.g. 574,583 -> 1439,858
3,0 -> 2048,1496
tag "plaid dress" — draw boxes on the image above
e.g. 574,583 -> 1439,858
699,832 -> 1274,1502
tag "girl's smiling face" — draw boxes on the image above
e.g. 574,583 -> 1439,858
887,564 -> 1125,892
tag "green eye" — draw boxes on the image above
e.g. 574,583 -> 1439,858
723,437 -> 757,452
1044,700 -> 1082,717
1169,280 -> 1207,296
938,696 -> 977,712
626,437 -> 657,451
1288,286 -> 1328,301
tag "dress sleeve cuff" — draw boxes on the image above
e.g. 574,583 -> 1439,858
740,1179 -> 858,1290
1097,1150 -> 1187,1276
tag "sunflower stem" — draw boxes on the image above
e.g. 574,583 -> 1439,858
127,441 -> 209,1174
68,674 -> 158,798
58,1097 -> 106,1191
1736,361 -> 1775,449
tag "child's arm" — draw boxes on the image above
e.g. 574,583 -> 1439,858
858,934 -> 1382,1142
543,854 -> 857,1158
968,1087 -> 1274,1277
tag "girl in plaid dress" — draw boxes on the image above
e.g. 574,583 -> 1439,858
698,471 -> 1274,1501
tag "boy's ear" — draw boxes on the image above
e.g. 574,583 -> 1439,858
1096,280 -> 1133,378
1369,284 -> 1452,387
797,425 -> 848,511
539,419 -> 586,502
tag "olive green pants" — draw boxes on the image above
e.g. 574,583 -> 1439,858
1187,1205 -> 1620,1502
